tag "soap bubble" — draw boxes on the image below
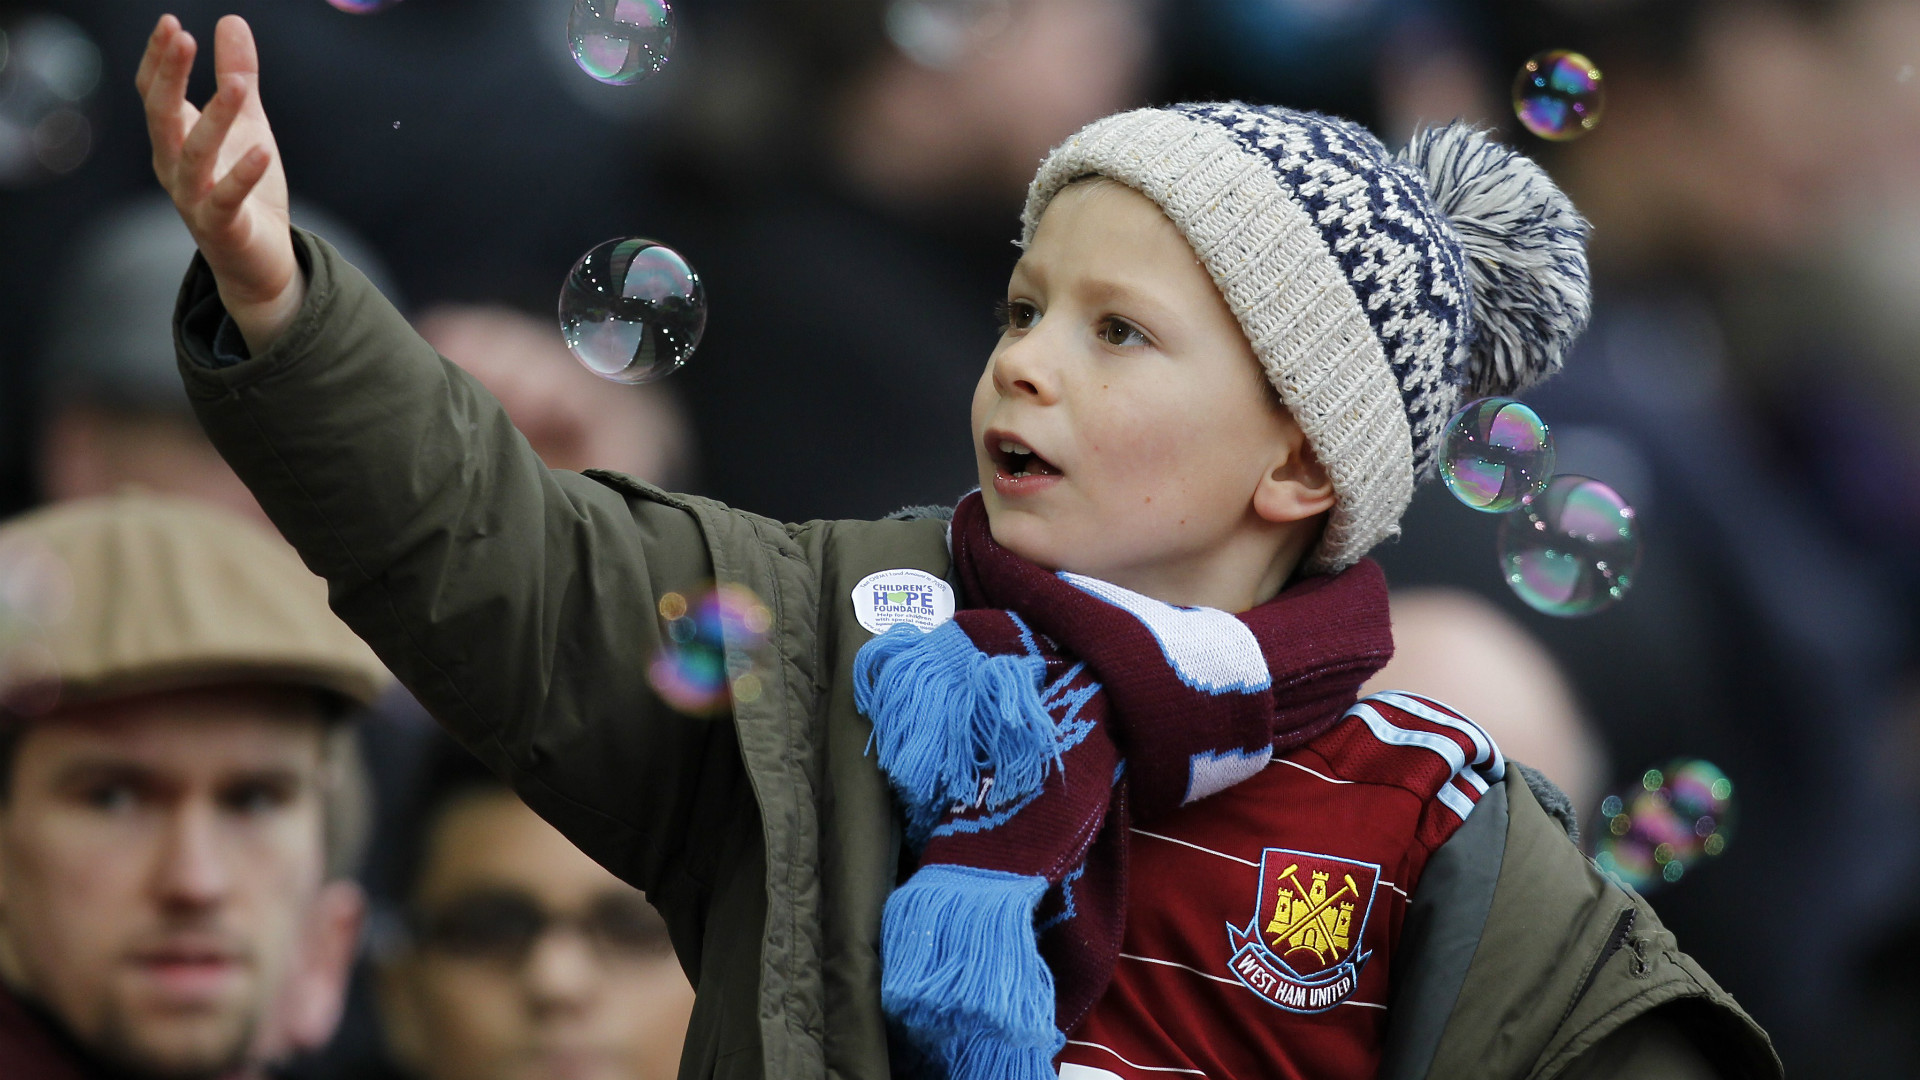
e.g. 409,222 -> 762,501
0,14 -> 102,187
1596,759 -> 1734,892
559,237 -> 705,384
326,0 -> 402,13
1440,397 -> 1555,513
1498,475 -> 1640,616
647,584 -> 773,716
568,0 -> 673,85
1513,49 -> 1605,141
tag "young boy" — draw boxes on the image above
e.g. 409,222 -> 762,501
136,14 -> 1778,1080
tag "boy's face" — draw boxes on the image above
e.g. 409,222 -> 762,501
971,181 -> 1325,607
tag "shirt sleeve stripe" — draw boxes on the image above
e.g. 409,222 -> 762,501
1348,702 -> 1489,821
1368,691 -> 1507,781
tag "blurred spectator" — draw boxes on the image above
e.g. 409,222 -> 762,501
37,195 -> 400,523
1364,588 -> 1606,819
0,493 -> 390,1078
665,0 -> 1157,520
375,736 -> 693,1080
1160,0 -> 1504,142
0,0 -> 669,518
29,192 -> 696,1080
417,305 -> 693,487
1372,0 -> 1920,1073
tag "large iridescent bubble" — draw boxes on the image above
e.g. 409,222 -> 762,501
647,585 -> 774,717
1440,397 -> 1555,513
568,0 -> 673,85
1596,760 -> 1735,891
1497,475 -> 1640,616
559,238 -> 706,384
1513,49 -> 1605,141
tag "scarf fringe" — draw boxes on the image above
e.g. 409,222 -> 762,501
880,864 -> 1059,1059
855,622 -> 1059,829
941,1028 -> 1067,1080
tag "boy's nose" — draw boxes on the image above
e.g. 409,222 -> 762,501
991,337 -> 1059,404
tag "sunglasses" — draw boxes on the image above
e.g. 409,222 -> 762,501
414,888 -> 673,966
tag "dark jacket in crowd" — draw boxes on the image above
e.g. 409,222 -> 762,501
0,982 -> 100,1080
167,229 -> 1781,1080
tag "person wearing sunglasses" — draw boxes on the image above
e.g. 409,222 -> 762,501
376,736 -> 693,1080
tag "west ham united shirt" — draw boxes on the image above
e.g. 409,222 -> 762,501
1054,692 -> 1505,1080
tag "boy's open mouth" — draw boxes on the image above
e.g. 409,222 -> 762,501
989,436 -> 1062,480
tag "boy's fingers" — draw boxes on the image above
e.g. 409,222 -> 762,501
209,146 -> 271,214
135,15 -> 183,94
176,75 -> 246,196
140,29 -> 197,168
211,15 -> 261,84
134,19 -> 162,95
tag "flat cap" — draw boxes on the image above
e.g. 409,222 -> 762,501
0,493 -> 391,711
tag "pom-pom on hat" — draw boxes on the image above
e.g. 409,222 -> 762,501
1020,103 -> 1591,572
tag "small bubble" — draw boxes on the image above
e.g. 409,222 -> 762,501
646,583 -> 774,716
327,0 -> 403,12
731,673 -> 763,704
1440,397 -> 1554,512
1595,758 -> 1736,892
0,14 -> 102,187
1512,49 -> 1605,141
1498,476 -> 1642,617
1600,794 -> 1622,817
568,0 -> 672,85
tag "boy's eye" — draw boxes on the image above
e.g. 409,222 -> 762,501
997,300 -> 1039,332
1098,317 -> 1147,347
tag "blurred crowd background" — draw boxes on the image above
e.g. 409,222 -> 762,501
2,0 -> 1918,1077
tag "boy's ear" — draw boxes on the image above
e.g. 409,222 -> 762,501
1252,427 -> 1336,525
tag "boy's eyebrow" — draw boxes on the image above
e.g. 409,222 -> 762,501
1075,275 -> 1178,326
1007,254 -> 1044,291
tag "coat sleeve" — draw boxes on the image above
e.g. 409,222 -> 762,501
1550,1011 -> 1725,1080
172,228 -> 760,897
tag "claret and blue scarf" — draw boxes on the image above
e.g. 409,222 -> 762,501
853,493 -> 1393,1079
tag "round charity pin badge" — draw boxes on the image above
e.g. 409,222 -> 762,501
851,568 -> 956,636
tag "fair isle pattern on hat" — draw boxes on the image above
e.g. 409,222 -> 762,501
1179,103 -> 1474,475
1020,103 -> 1590,572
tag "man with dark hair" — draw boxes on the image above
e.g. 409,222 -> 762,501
0,492 -> 391,1079
371,735 -> 693,1080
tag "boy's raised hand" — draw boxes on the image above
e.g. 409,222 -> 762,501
137,14 -> 302,353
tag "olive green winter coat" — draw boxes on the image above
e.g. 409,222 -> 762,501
173,230 -> 1781,1080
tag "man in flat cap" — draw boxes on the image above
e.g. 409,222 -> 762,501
0,493 -> 391,1080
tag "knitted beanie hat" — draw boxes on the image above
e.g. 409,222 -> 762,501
1019,103 -> 1592,573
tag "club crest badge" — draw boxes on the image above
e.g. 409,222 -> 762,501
1224,848 -> 1380,1013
